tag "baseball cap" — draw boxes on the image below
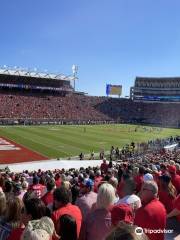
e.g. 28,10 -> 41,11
111,204 -> 133,226
168,165 -> 176,174
143,173 -> 153,182
83,179 -> 94,188
13,183 -> 22,192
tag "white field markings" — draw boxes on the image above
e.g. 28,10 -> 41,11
0,134 -> 49,158
48,127 -> 62,131
0,137 -> 21,151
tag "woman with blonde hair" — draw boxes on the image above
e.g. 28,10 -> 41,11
80,183 -> 116,240
0,197 -> 24,240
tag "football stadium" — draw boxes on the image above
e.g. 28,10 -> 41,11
0,68 -> 180,164
0,67 -> 180,239
0,1 -> 180,239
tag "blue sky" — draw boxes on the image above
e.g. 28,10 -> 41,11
1,0 -> 180,97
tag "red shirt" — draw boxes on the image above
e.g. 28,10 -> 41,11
41,191 -> 54,206
171,174 -> 180,194
117,181 -> 125,198
29,183 -> 45,198
51,203 -> 82,238
158,190 -> 175,213
7,227 -> 24,240
134,175 -> 144,193
55,179 -> 62,188
100,163 -> 108,173
134,198 -> 166,240
174,194 -> 180,222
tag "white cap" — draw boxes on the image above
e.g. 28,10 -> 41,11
143,173 -> 154,182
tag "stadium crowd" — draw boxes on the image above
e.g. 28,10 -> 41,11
0,144 -> 180,240
95,98 -> 180,127
0,93 -> 110,121
1,91 -> 180,127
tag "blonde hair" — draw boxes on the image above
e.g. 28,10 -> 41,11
0,191 -> 6,216
169,160 -> 175,165
61,181 -> 71,190
97,183 -> 116,209
109,177 -> 118,189
5,197 -> 23,228
175,163 -> 180,171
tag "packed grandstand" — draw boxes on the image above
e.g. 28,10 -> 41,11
0,67 -> 180,240
0,68 -> 180,127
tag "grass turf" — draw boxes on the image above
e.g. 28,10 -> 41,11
0,124 -> 180,159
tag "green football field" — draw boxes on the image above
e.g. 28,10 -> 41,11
0,124 -> 180,159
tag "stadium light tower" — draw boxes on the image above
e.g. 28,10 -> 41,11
72,64 -> 78,91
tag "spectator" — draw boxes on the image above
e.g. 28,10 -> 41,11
134,181 -> 166,240
4,180 -> 13,200
116,178 -> 141,213
21,181 -> 29,196
54,173 -> 61,188
158,174 -> 177,213
167,194 -> 180,222
41,179 -> 55,206
22,198 -> 47,226
168,165 -> 180,194
100,159 -> 109,174
57,214 -> 77,240
51,187 -> 82,238
143,173 -> 153,182
13,183 -> 24,200
0,197 -> 23,240
29,176 -> 45,199
105,222 -> 149,240
134,167 -> 145,193
8,197 -> 48,240
81,183 -> 115,240
94,170 -> 103,193
111,204 -> 133,226
21,217 -> 54,240
0,191 -> 6,220
166,194 -> 180,240
75,179 -> 97,220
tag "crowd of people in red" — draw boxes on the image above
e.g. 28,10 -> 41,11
95,98 -> 180,127
0,91 -> 180,127
0,93 -> 110,121
0,146 -> 180,240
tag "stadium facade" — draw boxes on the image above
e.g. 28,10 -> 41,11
130,77 -> 180,102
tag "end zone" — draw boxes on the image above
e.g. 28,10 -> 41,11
0,137 -> 49,164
